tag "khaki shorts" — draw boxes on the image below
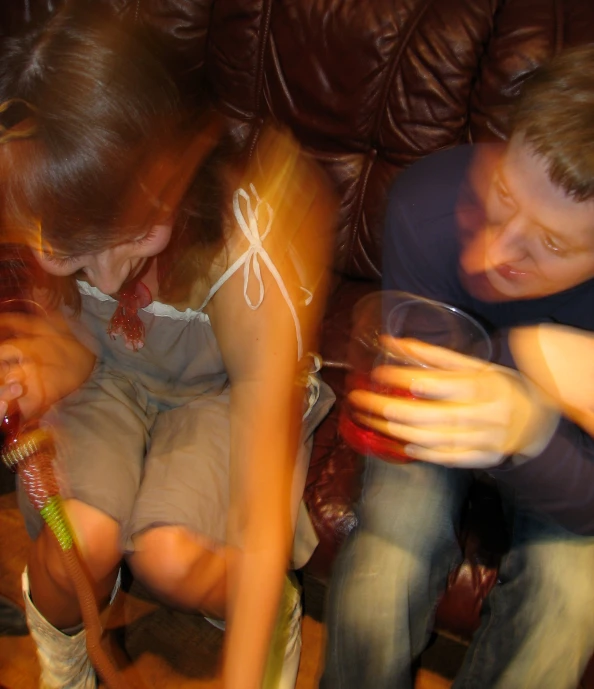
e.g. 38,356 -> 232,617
18,366 -> 334,568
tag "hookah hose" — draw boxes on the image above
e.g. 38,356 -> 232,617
1,417 -> 129,689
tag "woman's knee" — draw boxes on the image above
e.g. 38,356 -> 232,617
31,499 -> 122,591
129,525 -> 224,601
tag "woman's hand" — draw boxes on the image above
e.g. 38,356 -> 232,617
0,311 -> 96,421
0,339 -> 39,420
348,337 -> 559,468
0,341 -> 27,417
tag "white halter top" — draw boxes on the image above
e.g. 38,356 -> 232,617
78,184 -> 322,417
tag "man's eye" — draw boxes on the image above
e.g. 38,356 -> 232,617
542,235 -> 566,256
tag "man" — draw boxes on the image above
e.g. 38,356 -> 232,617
321,45 -> 594,689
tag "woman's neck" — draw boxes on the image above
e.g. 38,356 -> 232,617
141,257 -> 160,301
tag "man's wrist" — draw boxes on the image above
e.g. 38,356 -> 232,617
516,406 -> 560,460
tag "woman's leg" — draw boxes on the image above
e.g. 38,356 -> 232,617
127,390 -> 305,688
127,525 -> 228,617
23,500 -> 122,689
28,500 -> 122,628
17,372 -> 149,688
124,392 -> 234,617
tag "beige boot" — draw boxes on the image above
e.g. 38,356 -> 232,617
204,573 -> 303,689
22,569 -> 97,689
262,573 -> 303,689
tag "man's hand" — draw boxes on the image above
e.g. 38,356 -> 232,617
348,337 -> 559,468
0,311 -> 96,421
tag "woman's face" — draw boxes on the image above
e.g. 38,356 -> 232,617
33,223 -> 172,295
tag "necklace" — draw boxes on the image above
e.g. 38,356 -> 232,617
107,280 -> 152,351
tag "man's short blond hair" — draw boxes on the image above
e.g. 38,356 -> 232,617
511,45 -> 594,202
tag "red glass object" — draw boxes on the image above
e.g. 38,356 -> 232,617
1,406 -> 20,440
0,404 -> 22,469
107,281 -> 152,351
339,373 -> 417,463
339,291 -> 492,464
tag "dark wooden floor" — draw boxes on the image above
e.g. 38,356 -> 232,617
0,489 -> 450,689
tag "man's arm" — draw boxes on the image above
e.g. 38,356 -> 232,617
490,418 -> 594,535
488,325 -> 594,535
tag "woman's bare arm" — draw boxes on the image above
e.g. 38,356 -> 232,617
207,128 -> 335,689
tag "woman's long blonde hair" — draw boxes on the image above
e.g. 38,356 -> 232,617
0,2 -> 238,308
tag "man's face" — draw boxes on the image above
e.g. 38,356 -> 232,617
460,136 -> 594,301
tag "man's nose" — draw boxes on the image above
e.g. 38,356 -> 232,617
487,214 -> 530,267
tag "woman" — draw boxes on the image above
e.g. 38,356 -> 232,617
0,4 -> 335,688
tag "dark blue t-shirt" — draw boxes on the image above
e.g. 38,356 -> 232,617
383,144 -> 594,535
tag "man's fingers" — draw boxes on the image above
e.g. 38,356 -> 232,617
379,336 -> 487,371
351,411 -> 506,452
347,388 -> 502,427
370,365 -> 482,400
402,445 -> 504,468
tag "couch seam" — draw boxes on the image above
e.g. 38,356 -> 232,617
346,0 -> 434,278
345,153 -> 381,279
253,0 -> 273,119
370,0 -> 434,141
242,0 -> 273,159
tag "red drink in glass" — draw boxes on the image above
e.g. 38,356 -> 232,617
338,291 -> 492,463
339,372 -> 417,462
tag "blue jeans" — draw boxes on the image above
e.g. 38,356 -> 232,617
320,457 -> 594,689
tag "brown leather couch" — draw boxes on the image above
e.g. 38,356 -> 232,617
2,1 -> 594,685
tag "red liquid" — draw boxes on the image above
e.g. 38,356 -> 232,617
339,373 -> 416,463
0,406 -> 21,469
